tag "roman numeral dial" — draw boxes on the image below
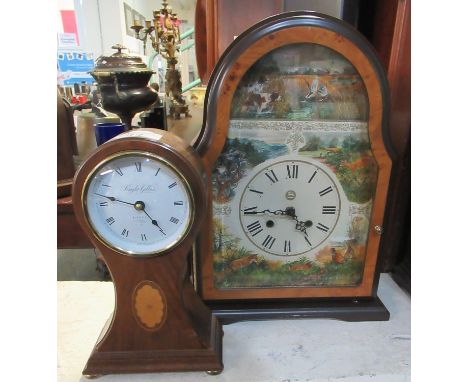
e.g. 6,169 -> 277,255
262,235 -> 276,249
246,221 -> 263,236
85,154 -> 192,256
239,159 -> 341,257
322,206 -> 337,215
319,186 -> 333,197
286,164 -> 298,179
265,169 -> 278,183
243,206 -> 258,215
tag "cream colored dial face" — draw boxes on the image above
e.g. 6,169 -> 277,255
85,154 -> 191,255
239,158 -> 341,257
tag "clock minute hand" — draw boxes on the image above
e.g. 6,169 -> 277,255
94,193 -> 134,206
252,208 -> 293,215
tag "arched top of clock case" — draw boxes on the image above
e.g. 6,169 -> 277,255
194,11 -> 395,163
72,130 -> 207,258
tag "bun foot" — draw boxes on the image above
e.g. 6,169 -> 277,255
206,369 -> 223,376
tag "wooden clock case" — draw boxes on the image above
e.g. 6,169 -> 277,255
194,12 -> 395,323
72,129 -> 223,376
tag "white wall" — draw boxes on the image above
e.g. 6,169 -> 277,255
60,0 -> 198,87
67,0 -> 154,57
73,0 -> 103,57
118,0 -> 156,55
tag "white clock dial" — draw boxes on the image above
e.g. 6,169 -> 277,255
239,159 -> 341,257
84,153 -> 192,255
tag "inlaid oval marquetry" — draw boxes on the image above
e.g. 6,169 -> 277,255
132,281 -> 167,331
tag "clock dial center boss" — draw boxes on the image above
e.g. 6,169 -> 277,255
238,159 -> 341,257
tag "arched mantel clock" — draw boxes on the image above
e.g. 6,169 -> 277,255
194,12 -> 394,322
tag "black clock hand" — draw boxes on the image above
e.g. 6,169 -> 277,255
95,193 -> 167,236
294,218 -> 313,236
245,206 -> 312,235
284,208 -> 313,236
247,207 -> 296,216
281,207 -> 313,236
140,207 -> 166,236
94,193 -> 134,206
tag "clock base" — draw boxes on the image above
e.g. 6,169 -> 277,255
208,296 -> 389,325
82,316 -> 224,376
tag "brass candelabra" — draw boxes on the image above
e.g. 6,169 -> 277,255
131,0 -> 190,119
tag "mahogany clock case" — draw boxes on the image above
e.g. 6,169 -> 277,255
72,130 -> 223,375
194,12 -> 394,323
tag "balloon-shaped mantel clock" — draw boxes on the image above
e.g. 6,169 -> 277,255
72,129 -> 223,377
194,11 -> 395,323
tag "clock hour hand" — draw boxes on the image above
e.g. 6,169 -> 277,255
248,207 -> 296,216
246,206 -> 311,235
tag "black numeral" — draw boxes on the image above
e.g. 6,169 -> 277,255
249,189 -> 263,194
174,201 -> 183,206
243,206 -> 258,215
106,217 -> 115,225
168,182 -> 177,189
170,217 -> 179,224
319,186 -> 333,196
308,171 -> 317,183
316,223 -> 330,232
115,168 -> 123,176
141,234 -> 147,241
246,221 -> 263,236
322,206 -> 337,214
135,162 -> 142,172
284,240 -> 291,253
265,170 -> 278,183
304,236 -> 312,246
287,164 -> 298,179
99,201 -> 108,207
121,228 -> 129,237
155,168 -> 160,177
262,235 -> 276,249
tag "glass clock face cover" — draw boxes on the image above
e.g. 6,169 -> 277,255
212,43 -> 378,289
85,154 -> 191,255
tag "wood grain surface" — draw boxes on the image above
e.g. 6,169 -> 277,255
72,129 -> 223,375
196,20 -> 393,301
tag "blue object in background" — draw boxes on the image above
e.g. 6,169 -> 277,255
94,123 -> 125,146
57,52 -> 95,86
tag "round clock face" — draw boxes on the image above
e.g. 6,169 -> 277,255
239,158 -> 341,257
84,153 -> 192,255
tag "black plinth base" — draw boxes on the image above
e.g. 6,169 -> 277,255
140,104 -> 167,130
208,296 -> 389,325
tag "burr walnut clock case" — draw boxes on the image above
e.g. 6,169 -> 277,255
194,12 -> 394,323
72,129 -> 223,376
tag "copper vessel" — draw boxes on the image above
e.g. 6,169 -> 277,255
90,44 -> 159,130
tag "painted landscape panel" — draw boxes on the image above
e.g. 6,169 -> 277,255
211,43 -> 378,289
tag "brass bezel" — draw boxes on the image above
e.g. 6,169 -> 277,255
81,150 -> 195,257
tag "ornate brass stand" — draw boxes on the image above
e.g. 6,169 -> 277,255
131,0 -> 191,119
